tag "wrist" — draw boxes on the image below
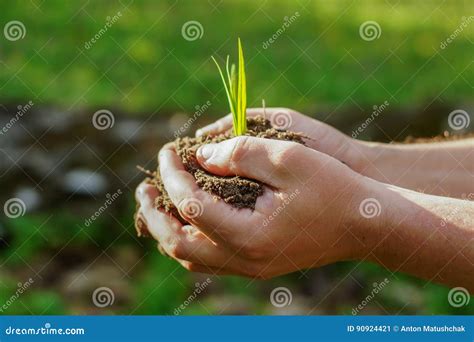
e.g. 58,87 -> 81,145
342,175 -> 388,261
326,166 -> 388,262
356,179 -> 430,263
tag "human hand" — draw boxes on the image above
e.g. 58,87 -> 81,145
196,107 -> 365,171
197,108 -> 474,199
136,136 -> 378,278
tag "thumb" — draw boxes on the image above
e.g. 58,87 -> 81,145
196,136 -> 297,187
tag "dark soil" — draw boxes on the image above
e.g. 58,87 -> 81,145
135,117 -> 473,239
135,116 -> 305,236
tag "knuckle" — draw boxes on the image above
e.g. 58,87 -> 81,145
135,181 -> 151,202
158,143 -> 174,159
185,262 -> 213,274
240,239 -> 269,260
176,194 -> 205,222
219,231 -> 246,251
180,261 -> 196,272
134,185 -> 143,203
168,239 -> 189,260
228,136 -> 252,167
272,142 -> 303,171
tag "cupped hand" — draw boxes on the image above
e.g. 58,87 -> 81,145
136,136 -> 377,278
196,107 -> 364,171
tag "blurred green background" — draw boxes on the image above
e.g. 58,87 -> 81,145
0,0 -> 472,315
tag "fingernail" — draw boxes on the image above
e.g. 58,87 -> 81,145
198,144 -> 215,161
135,211 -> 150,238
195,129 -> 203,137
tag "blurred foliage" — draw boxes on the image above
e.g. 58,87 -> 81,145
2,204 -> 472,314
0,0 -> 472,114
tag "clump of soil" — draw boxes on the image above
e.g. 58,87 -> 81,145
135,116 -> 305,237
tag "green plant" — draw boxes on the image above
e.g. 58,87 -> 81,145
212,38 -> 247,136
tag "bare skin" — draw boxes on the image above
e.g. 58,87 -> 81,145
135,108 -> 474,291
197,108 -> 474,198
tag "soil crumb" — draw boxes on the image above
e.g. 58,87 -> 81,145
134,116 -> 473,240
135,116 -> 305,231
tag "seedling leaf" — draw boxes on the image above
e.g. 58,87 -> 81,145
212,39 -> 247,136
237,38 -> 247,134
211,55 -> 237,130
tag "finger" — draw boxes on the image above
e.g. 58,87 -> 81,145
140,206 -> 244,269
196,113 -> 232,137
195,108 -> 307,137
137,152 -> 286,278
135,182 -> 183,238
135,180 -> 158,208
134,210 -> 150,238
195,136 -> 302,188
136,183 -> 215,261
196,108 -> 269,137
158,143 -> 255,244
177,260 -> 249,277
172,229 -> 254,274
177,260 -> 225,275
137,184 -> 253,270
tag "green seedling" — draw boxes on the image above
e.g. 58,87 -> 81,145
212,38 -> 247,136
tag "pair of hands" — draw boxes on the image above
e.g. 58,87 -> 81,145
136,108 -> 382,278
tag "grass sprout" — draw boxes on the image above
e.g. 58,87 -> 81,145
212,38 -> 247,136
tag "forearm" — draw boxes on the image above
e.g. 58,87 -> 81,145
361,180 -> 474,291
353,138 -> 474,198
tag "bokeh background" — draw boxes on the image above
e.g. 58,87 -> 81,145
1,0 -> 473,315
